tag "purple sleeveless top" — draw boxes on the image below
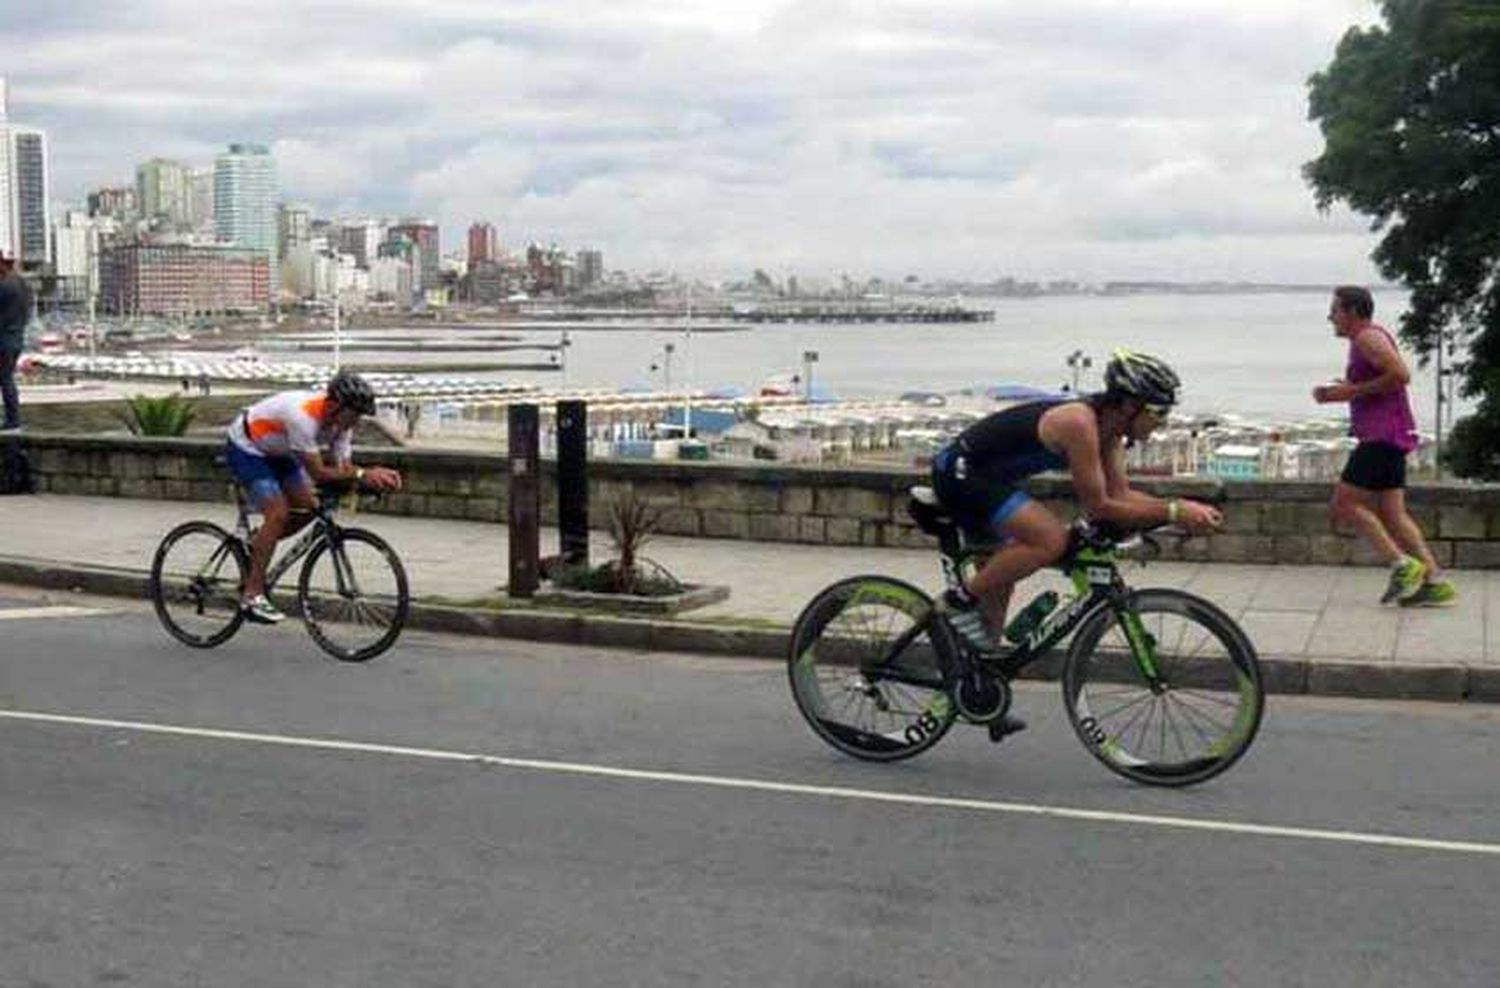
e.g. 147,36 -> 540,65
1346,325 -> 1418,452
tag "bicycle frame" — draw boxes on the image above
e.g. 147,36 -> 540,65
261,516 -> 330,593
868,530 -> 1165,693
232,491 -> 359,600
963,544 -> 1159,683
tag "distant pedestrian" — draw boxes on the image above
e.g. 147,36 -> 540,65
0,252 -> 35,432
1314,286 -> 1454,606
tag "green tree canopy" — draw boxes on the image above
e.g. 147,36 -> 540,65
1305,0 -> 1500,478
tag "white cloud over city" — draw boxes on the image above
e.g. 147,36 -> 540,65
1,0 -> 1388,282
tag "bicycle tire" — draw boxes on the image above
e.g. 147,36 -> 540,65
148,520 -> 248,649
297,527 -> 409,662
788,575 -> 958,762
1062,588 -> 1264,787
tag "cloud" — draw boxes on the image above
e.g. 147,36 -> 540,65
0,0 -> 1388,281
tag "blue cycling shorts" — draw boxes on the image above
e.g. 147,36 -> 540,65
225,441 -> 310,508
931,446 -> 1033,539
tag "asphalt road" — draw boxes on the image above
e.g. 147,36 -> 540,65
2,586 -> 1498,987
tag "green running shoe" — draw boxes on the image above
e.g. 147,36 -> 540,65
1400,580 -> 1458,608
1381,557 -> 1426,605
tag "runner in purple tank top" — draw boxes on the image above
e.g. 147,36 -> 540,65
1313,286 -> 1455,607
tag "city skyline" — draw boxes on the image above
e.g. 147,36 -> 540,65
7,1 -> 1390,283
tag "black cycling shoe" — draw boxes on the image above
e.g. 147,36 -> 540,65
987,714 -> 1028,743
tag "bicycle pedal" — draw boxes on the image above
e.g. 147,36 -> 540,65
987,715 -> 1028,743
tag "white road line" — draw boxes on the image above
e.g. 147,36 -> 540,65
0,606 -> 113,621
2,707 -> 1498,858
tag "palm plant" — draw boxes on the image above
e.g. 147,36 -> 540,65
119,394 -> 198,436
550,491 -> 683,596
604,492 -> 662,594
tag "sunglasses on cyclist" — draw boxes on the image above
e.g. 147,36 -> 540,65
1142,402 -> 1173,419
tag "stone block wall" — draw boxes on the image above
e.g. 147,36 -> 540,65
17,433 -> 1500,566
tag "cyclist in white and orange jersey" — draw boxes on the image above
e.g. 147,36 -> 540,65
225,369 -> 403,624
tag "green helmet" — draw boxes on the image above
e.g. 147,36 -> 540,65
1104,349 -> 1180,408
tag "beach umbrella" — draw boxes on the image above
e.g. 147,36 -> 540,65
982,384 -> 1063,402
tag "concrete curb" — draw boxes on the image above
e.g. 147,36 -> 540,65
0,554 -> 1488,704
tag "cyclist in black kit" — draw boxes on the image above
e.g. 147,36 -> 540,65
932,350 -> 1223,730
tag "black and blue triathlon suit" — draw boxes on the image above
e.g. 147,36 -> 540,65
931,398 -> 1078,539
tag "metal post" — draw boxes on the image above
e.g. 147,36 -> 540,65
1435,334 -> 1444,481
556,399 -> 589,567
508,403 -> 541,597
332,289 -> 342,373
683,298 -> 693,438
802,349 -> 819,402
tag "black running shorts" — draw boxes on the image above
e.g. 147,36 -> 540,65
1340,441 -> 1407,491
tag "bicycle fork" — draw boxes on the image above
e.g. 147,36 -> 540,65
1113,600 -> 1167,693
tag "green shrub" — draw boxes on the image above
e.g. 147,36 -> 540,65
119,393 -> 198,436
549,492 -> 684,596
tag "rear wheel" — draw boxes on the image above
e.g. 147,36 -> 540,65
788,575 -> 957,762
149,521 -> 247,648
298,528 -> 409,662
1063,589 -> 1263,786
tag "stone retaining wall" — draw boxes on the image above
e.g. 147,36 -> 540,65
16,433 -> 1500,566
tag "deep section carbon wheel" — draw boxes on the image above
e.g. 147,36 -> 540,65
788,575 -> 958,762
1063,589 -> 1264,786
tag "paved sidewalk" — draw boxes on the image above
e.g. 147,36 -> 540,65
1,492 -> 1494,667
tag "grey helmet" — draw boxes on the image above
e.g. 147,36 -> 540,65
327,369 -> 377,415
1103,349 -> 1180,409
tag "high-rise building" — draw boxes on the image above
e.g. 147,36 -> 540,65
189,167 -> 215,234
337,220 -> 384,269
136,157 -> 193,228
215,142 -> 278,297
387,220 -> 439,291
370,255 -> 415,303
577,249 -> 604,290
467,221 -> 498,267
51,210 -> 100,304
88,186 -> 137,220
0,77 -> 52,266
278,204 -> 310,260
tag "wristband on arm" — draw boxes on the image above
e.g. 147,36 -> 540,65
356,468 -> 366,483
1166,499 -> 1180,524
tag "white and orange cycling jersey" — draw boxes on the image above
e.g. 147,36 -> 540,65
227,390 -> 353,463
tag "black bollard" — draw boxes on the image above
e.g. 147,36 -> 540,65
556,399 -> 589,567
508,403 -> 540,597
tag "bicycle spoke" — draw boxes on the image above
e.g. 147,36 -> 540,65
299,530 -> 408,662
1068,590 -> 1263,785
151,522 -> 247,649
788,577 -> 955,762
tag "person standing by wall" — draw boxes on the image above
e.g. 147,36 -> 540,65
1314,285 -> 1454,607
0,253 -> 35,433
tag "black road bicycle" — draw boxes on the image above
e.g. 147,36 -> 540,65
149,480 -> 409,662
788,486 -> 1264,786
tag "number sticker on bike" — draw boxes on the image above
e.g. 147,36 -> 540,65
1077,715 -> 1108,747
903,711 -> 943,746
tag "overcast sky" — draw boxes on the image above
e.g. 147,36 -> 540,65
2,0 -> 1388,283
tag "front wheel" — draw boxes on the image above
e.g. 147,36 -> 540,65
787,575 -> 958,762
1063,588 -> 1264,787
298,528 -> 409,662
149,521 -> 248,648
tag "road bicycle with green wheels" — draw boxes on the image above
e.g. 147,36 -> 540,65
148,480 -> 409,662
787,486 -> 1264,787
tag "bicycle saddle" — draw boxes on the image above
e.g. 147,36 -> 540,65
905,485 -> 955,536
